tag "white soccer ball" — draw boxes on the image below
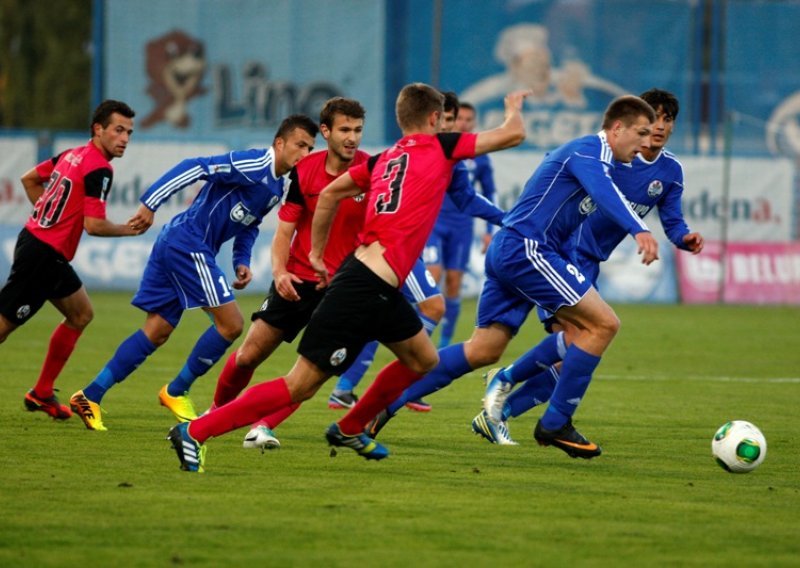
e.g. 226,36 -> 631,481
711,420 -> 767,473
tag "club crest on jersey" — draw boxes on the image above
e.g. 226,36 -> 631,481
353,193 -> 365,203
230,202 -> 256,225
578,196 -> 597,216
647,180 -> 664,198
329,348 -> 347,367
16,305 -> 31,320
212,164 -> 232,174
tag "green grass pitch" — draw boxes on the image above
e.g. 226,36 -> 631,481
1,292 -> 798,566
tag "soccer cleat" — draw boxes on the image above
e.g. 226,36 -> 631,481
483,368 -> 513,422
533,419 -> 602,459
405,398 -> 432,412
158,385 -> 198,422
69,390 -> 107,431
24,389 -> 72,420
167,422 -> 206,473
471,410 -> 518,445
365,408 -> 393,438
328,391 -> 358,409
325,423 -> 389,460
243,425 -> 281,452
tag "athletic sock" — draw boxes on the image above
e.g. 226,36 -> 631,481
540,345 -> 600,430
83,330 -> 157,403
504,332 -> 565,384
387,343 -> 472,415
213,349 -> 254,406
259,402 -> 301,430
335,341 -> 379,392
33,323 -> 82,398
438,297 -> 461,347
167,325 -> 232,397
418,311 -> 438,336
504,366 -> 559,419
189,377 -> 292,443
338,360 -> 422,434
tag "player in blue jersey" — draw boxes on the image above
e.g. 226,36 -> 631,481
366,96 -> 659,459
473,89 -> 704,445
424,101 -> 497,349
69,115 -> 318,430
327,92 -> 505,413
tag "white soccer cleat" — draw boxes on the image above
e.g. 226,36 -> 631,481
243,425 -> 281,452
483,372 -> 514,423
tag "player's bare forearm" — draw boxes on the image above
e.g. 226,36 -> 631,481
84,216 -> 144,237
20,168 -> 45,205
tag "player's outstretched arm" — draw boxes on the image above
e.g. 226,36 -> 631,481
84,216 -> 144,237
473,90 -> 530,155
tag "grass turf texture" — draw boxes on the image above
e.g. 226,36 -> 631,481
1,292 -> 798,566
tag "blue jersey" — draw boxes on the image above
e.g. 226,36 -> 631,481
141,147 -> 285,270
503,131 -> 649,254
444,161 -> 504,226
573,148 -> 690,264
435,157 -> 498,228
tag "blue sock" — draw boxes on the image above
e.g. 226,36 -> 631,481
504,366 -> 559,419
83,330 -> 157,403
167,326 -> 232,397
541,345 -> 601,430
504,332 -> 565,384
336,341 -> 379,392
438,298 -> 461,347
418,311 -> 438,336
388,343 -> 472,414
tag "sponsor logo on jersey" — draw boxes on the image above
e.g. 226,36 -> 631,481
230,202 -> 257,225
647,180 -> 663,198
329,348 -> 347,367
578,195 -> 597,216
16,305 -> 31,320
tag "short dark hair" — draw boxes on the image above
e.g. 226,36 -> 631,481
441,91 -> 460,115
639,88 -> 679,120
91,100 -> 135,136
602,95 -> 656,129
319,97 -> 366,129
458,101 -> 476,114
395,83 -> 444,131
274,114 -> 319,142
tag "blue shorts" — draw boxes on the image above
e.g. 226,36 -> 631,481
401,258 -> 441,304
477,229 -> 592,335
423,219 -> 473,271
132,237 -> 235,327
536,253 -> 600,329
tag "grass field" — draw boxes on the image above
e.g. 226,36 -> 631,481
1,292 -> 798,566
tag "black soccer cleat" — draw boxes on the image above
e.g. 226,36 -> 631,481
534,419 -> 602,459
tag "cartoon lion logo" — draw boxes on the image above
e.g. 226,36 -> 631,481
141,30 -> 207,129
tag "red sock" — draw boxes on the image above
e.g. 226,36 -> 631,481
213,349 -> 255,406
338,360 -> 422,435
257,402 -> 301,430
190,378 -> 291,443
33,323 -> 82,398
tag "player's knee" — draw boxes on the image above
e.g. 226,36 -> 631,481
594,312 -> 620,342
234,346 -> 262,370
418,296 -> 445,323
67,308 -> 93,330
216,320 -> 244,342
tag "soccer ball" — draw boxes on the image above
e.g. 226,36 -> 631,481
711,420 -> 767,473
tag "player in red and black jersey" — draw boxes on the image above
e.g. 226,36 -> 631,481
167,83 -> 529,472
0,100 -> 147,420
207,97 -> 369,449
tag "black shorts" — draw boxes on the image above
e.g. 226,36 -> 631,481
298,255 -> 423,375
0,228 -> 82,325
251,280 -> 325,342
